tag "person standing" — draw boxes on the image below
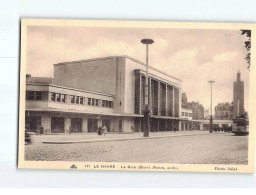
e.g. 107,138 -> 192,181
102,125 -> 107,136
97,126 -> 102,135
39,124 -> 44,135
36,123 -> 41,136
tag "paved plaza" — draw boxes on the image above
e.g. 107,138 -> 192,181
25,131 -> 248,164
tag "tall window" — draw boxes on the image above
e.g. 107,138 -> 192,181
27,91 -> 35,100
71,95 -> 75,104
88,98 -> 91,105
91,98 -> 95,106
141,77 -> 145,110
79,97 -> 84,105
109,101 -> 113,108
61,94 -> 65,103
56,93 -> 61,102
75,96 -> 79,104
102,100 -> 105,107
51,92 -> 56,101
95,99 -> 98,106
35,91 -> 43,100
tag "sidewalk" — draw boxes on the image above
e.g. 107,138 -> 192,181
31,130 -> 218,144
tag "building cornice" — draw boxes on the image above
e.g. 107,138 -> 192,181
26,82 -> 115,97
53,55 -> 182,82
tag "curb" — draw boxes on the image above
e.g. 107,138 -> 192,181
43,132 -> 215,144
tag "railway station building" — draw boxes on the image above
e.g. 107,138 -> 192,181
25,55 -> 183,134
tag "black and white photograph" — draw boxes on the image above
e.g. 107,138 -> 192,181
18,19 -> 255,173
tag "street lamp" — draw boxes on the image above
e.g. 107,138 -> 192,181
141,38 -> 154,137
208,80 -> 215,133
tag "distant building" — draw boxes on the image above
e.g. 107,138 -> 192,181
181,92 -> 205,120
233,70 -> 245,117
186,101 -> 205,120
180,108 -> 201,130
215,102 -> 233,120
204,108 -> 209,119
182,92 -> 188,108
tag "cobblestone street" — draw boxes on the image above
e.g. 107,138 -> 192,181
25,132 -> 248,164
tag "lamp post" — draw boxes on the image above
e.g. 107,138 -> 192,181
141,38 -> 154,137
208,80 -> 215,133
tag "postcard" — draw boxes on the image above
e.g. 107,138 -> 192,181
18,19 -> 255,173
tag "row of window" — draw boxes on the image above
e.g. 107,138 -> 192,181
51,93 -> 66,103
216,106 -> 233,111
26,91 -> 114,108
26,91 -> 43,100
182,112 -> 192,117
50,92 -> 113,108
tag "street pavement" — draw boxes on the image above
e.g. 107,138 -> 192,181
25,131 -> 248,164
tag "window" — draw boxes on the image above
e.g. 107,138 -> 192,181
80,97 -> 84,105
102,100 -> 105,107
95,99 -> 98,106
35,91 -> 43,100
61,94 -> 65,103
92,98 -> 95,106
88,98 -> 91,105
75,96 -> 79,104
27,91 -> 35,100
51,92 -> 55,101
109,101 -> 113,108
71,95 -> 75,104
56,93 -> 61,102
106,101 -> 109,108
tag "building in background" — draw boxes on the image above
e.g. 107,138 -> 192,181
185,101 -> 205,120
233,70 -> 245,117
204,108 -> 210,119
25,55 -> 183,134
181,92 -> 188,108
215,102 -> 233,120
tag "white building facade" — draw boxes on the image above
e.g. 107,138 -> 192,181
25,56 -> 183,133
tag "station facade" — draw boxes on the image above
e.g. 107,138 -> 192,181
25,55 -> 184,134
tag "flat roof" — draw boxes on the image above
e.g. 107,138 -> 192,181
26,82 -> 115,97
53,55 -> 182,82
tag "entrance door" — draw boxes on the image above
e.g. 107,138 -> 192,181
51,117 -> 65,133
88,118 -> 98,132
102,119 -> 111,132
25,116 -> 41,132
71,118 -> 82,133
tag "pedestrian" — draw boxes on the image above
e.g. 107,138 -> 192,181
98,126 -> 102,135
36,123 -> 41,136
39,124 -> 44,135
102,125 -> 107,136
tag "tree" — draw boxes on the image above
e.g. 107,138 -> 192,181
241,30 -> 251,69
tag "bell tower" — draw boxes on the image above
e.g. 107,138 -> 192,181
233,70 -> 244,117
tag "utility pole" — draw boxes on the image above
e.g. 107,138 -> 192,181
141,38 -> 154,137
208,80 -> 215,133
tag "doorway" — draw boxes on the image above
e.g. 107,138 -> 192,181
51,117 -> 65,133
88,118 -> 98,132
25,116 -> 41,132
71,118 -> 82,133
102,119 -> 111,132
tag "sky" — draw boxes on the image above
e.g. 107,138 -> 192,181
26,26 -> 250,112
